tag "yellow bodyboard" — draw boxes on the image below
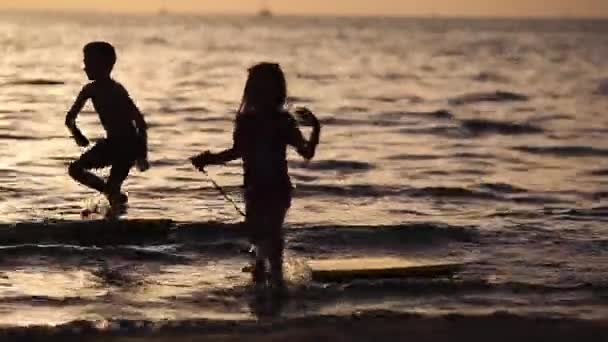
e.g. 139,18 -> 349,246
308,257 -> 465,282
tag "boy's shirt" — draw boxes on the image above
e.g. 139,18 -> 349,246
69,79 -> 139,141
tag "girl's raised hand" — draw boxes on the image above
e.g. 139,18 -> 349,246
295,107 -> 319,127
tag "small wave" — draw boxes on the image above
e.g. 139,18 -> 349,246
292,223 -> 478,248
325,110 -> 452,127
0,311 -> 606,339
175,241 -> 248,255
388,209 -> 430,216
336,278 -> 603,295
435,48 -> 465,57
595,79 -> 608,95
509,195 -> 568,205
1,219 -> 175,246
294,184 -> 548,202
142,36 -> 169,45
296,73 -> 337,81
379,110 -> 454,120
160,106 -> 210,114
0,244 -> 189,263
335,105 -> 368,113
385,154 -> 442,161
472,71 -> 510,83
478,183 -> 528,194
290,173 -> 320,182
449,91 -> 529,105
176,80 -> 222,88
0,221 -> 478,249
377,72 -> 420,81
399,125 -> 462,138
3,79 -> 65,86
526,113 -> 573,123
409,186 -> 498,200
452,169 -> 491,176
149,158 -> 188,167
452,152 -> 497,160
290,160 -> 375,173
0,133 -> 39,141
544,207 -> 608,221
182,115 -> 230,123
0,295 -> 95,306
195,127 -> 225,133
371,96 -> 400,103
460,119 -> 543,136
321,117 -> 399,127
287,96 -> 315,103
513,146 -> 608,157
294,184 -> 400,198
588,169 -> 608,176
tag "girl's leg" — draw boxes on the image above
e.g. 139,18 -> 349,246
268,204 -> 289,291
246,199 -> 268,285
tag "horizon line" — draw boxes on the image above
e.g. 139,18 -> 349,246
2,8 -> 607,20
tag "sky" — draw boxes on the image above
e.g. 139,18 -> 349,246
3,0 -> 608,18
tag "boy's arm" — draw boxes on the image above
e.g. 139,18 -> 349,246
131,106 -> 150,171
65,84 -> 92,147
290,108 -> 321,160
120,86 -> 147,150
131,106 -> 148,154
119,84 -> 149,170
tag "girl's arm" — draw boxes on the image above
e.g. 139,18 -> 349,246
290,108 -> 321,160
191,119 -> 243,170
210,147 -> 241,164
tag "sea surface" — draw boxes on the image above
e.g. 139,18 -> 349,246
0,11 -> 607,329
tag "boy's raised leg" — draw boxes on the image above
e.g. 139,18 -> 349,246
68,146 -> 108,194
68,162 -> 106,193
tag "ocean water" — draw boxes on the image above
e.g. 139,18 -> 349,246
0,11 -> 607,327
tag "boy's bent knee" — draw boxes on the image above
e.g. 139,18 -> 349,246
68,161 -> 84,179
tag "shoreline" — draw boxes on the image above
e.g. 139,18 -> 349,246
3,312 -> 608,342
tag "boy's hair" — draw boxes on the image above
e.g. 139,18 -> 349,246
83,41 -> 117,72
238,62 -> 287,115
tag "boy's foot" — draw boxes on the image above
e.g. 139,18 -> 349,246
104,204 -> 127,220
106,192 -> 128,207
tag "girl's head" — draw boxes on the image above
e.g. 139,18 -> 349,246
238,62 -> 287,115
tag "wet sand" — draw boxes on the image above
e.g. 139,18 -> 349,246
3,312 -> 607,342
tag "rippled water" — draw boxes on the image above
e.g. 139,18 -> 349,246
0,12 -> 607,326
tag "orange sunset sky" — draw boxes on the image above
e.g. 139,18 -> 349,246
2,0 -> 608,17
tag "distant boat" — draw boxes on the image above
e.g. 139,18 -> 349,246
158,7 -> 169,16
258,8 -> 273,18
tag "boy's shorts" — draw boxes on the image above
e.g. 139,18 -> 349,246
77,138 -> 141,170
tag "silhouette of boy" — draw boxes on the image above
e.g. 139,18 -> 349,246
65,41 -> 149,209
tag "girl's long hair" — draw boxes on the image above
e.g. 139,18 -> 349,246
237,62 -> 287,116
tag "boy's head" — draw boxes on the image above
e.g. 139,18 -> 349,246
83,41 -> 116,80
